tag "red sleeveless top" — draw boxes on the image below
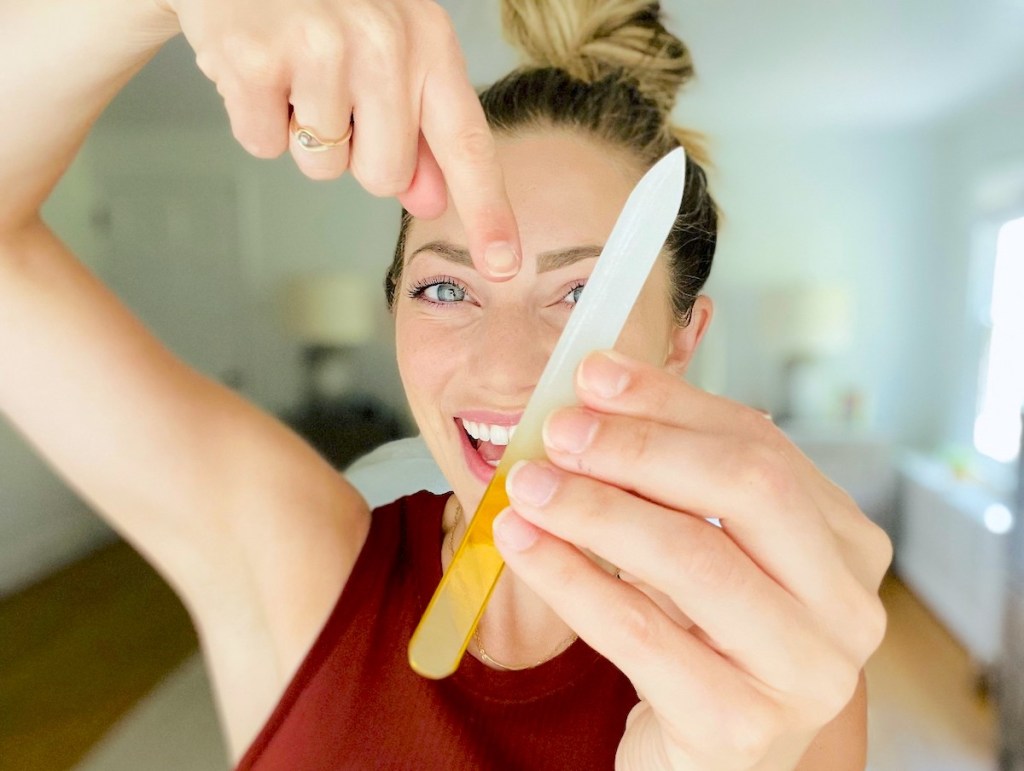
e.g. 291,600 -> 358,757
236,490 -> 639,770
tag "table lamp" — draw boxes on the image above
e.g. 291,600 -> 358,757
762,284 -> 852,425
279,273 -> 375,411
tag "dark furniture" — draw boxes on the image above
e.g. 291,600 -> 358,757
284,395 -> 410,471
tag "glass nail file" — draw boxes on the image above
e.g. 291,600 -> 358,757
408,147 -> 687,679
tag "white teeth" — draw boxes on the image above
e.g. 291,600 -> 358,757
462,419 -> 518,446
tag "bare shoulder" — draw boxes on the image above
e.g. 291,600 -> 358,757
179,399 -> 374,763
0,225 -> 374,762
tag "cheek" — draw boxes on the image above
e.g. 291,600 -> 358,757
613,258 -> 677,365
395,313 -> 459,413
616,318 -> 670,366
615,295 -> 675,367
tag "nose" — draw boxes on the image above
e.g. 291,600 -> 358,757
465,306 -> 555,403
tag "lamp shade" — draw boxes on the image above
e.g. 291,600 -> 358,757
279,273 -> 375,346
762,284 -> 852,356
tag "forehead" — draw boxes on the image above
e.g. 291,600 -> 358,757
405,130 -> 643,258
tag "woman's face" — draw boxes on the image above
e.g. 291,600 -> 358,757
394,129 -> 698,511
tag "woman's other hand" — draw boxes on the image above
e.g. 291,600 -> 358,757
161,0 -> 521,278
497,350 -> 893,770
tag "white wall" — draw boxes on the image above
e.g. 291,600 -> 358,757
690,78 -> 1024,453
0,122 -> 410,596
930,81 -> 1024,452
81,124 -> 409,414
691,127 -> 946,446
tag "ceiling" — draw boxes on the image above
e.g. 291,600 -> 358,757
106,0 -> 1024,133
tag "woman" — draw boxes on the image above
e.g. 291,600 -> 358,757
0,0 -> 891,768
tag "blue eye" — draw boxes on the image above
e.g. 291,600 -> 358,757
409,277 -> 469,305
564,282 -> 585,306
426,282 -> 466,303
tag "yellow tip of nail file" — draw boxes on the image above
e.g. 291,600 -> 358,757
408,148 -> 687,679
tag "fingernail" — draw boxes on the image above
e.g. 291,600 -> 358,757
506,461 -> 558,507
493,509 -> 540,552
483,241 -> 519,277
578,351 -> 631,399
543,409 -> 599,454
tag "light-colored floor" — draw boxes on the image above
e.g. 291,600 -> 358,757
76,656 -> 228,771
1,539 -> 1000,770
865,577 -> 997,771
0,540 -> 198,770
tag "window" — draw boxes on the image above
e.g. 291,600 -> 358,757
974,214 -> 1024,462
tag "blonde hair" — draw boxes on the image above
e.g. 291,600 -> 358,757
387,0 -> 717,325
501,0 -> 709,166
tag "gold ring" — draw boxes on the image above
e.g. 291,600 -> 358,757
290,114 -> 353,152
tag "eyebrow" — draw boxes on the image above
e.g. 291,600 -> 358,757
408,240 -> 603,273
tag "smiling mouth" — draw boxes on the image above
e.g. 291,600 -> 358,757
458,418 -> 519,467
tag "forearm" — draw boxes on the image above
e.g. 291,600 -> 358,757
0,0 -> 179,232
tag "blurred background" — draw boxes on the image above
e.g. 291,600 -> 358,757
1,0 -> 1023,768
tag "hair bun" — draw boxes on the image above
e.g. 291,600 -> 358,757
501,0 -> 694,117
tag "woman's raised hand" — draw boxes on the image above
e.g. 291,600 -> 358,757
161,0 -> 521,278
496,350 -> 892,770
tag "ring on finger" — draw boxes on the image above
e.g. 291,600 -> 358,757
290,113 -> 353,152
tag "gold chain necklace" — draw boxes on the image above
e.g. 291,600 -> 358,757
444,500 -> 578,671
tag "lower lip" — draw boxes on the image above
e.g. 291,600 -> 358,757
457,423 -> 500,484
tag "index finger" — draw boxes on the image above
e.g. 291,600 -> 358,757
420,50 -> 521,280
